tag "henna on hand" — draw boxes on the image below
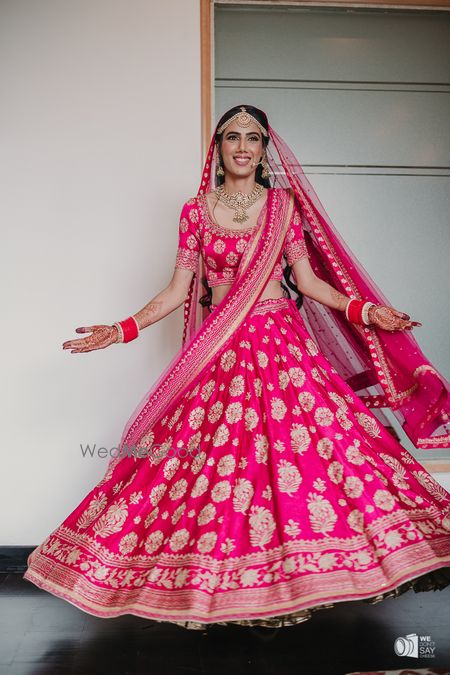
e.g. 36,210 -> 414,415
62,325 -> 119,353
367,305 -> 422,332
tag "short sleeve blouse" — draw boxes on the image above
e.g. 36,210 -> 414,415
174,189 -> 308,281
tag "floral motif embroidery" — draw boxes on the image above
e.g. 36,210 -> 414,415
233,478 -> 254,514
307,493 -> 338,534
278,460 -> 302,495
24,294 -> 450,628
93,499 -> 128,538
248,506 -> 276,549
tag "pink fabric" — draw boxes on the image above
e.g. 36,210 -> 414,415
116,187 -> 295,464
174,191 -> 307,288
24,296 -> 450,625
267,125 -> 450,450
22,110 -> 450,627
179,117 -> 450,449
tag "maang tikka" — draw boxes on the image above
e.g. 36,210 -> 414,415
217,106 -> 269,137
216,106 -> 270,179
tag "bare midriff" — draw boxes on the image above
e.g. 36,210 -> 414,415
211,279 -> 284,306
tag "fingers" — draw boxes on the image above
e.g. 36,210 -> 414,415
63,338 -> 88,350
64,345 -> 90,353
68,343 -> 97,353
389,308 -> 409,319
63,335 -> 113,352
388,307 -> 422,330
75,326 -> 96,334
63,325 -> 103,350
373,315 -> 422,332
400,318 -> 422,330
392,319 -> 413,331
63,337 -> 95,351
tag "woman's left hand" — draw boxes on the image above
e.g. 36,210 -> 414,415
368,305 -> 422,332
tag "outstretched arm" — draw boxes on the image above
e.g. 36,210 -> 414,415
290,255 -> 421,332
62,267 -> 194,354
131,267 -> 194,330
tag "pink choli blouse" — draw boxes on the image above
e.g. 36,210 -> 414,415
174,188 -> 308,287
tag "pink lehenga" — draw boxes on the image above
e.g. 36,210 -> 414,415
24,115 -> 450,629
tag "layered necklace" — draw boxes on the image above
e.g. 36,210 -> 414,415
214,183 -> 264,224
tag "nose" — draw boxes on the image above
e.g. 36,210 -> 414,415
238,137 -> 248,152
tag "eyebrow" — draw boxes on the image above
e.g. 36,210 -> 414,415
225,130 -> 261,136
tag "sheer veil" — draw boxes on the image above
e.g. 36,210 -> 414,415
180,111 -> 450,451
112,107 -> 449,465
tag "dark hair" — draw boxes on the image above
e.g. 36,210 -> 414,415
214,104 -> 271,189
199,104 -> 303,312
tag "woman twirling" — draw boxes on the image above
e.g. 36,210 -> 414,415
24,105 -> 450,629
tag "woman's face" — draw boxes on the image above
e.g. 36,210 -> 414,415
218,120 -> 264,180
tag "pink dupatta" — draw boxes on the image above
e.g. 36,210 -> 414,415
181,121 -> 450,450
111,186 -> 294,467
112,115 -> 449,468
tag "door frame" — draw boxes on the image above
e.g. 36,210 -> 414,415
199,0 -> 450,472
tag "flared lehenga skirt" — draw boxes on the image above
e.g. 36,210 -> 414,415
24,297 -> 450,629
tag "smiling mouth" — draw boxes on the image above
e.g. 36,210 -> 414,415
233,156 -> 252,165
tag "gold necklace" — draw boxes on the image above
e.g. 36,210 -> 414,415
214,183 -> 264,224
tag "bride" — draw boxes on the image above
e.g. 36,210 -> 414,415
24,104 -> 450,629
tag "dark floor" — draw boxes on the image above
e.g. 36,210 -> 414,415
1,573 -> 450,675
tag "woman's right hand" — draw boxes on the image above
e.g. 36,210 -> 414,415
62,324 -> 119,353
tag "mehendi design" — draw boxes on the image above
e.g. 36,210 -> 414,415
368,305 -> 419,332
62,325 -> 118,353
331,287 -> 349,311
135,301 -> 163,329
34,295 -> 450,628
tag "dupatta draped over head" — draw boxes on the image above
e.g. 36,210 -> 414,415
117,110 -> 450,461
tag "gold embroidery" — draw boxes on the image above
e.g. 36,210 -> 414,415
175,247 -> 198,271
285,239 -> 308,266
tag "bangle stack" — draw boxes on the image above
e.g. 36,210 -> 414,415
345,299 -> 376,326
112,316 -> 140,343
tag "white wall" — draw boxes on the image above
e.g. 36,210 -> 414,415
0,0 -> 201,544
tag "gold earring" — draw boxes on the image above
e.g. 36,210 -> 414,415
261,154 -> 270,179
216,151 -> 225,177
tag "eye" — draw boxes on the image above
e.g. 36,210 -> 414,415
225,134 -> 260,141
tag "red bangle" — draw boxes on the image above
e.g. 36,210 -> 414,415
118,316 -> 140,343
346,299 -> 363,324
345,299 -> 374,326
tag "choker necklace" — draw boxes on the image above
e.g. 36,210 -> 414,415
214,183 -> 264,224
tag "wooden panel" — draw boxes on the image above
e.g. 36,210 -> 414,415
201,0 -> 213,161
216,0 -> 450,9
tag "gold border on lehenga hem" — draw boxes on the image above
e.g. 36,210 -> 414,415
158,566 -> 450,630
23,563 -> 450,630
